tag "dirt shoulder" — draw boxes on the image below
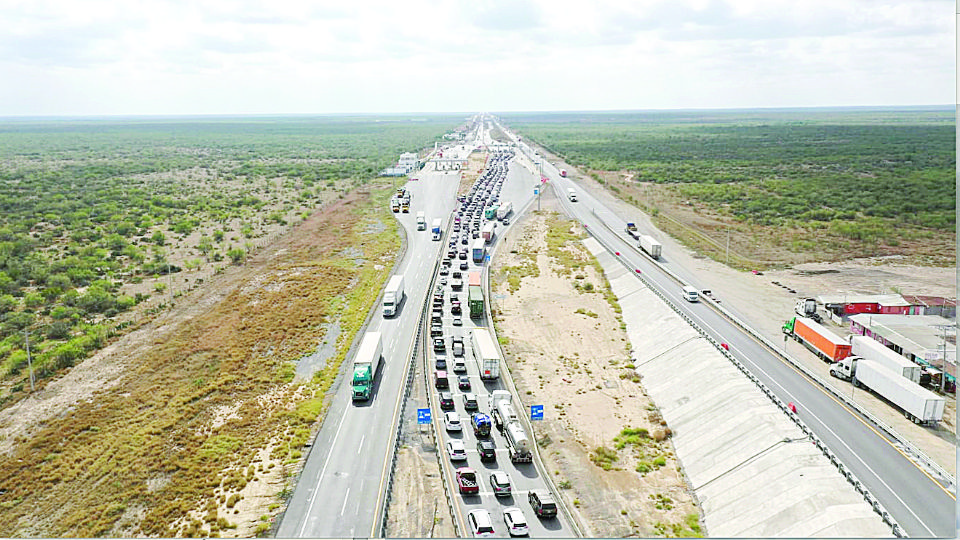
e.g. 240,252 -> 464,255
528,142 -> 957,478
490,192 -> 702,538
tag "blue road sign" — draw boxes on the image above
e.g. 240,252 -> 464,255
485,255 -> 491,262
417,408 -> 432,424
531,404 -> 544,421
534,188 -> 539,195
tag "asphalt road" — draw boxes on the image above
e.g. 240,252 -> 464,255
276,147 -> 466,538
500,122 -> 956,538
424,136 -> 577,537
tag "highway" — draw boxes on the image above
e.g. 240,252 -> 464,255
422,136 -> 577,537
276,142 -> 470,538
498,121 -> 956,538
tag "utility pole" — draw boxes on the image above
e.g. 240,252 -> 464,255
726,229 -> 730,266
24,329 -> 34,392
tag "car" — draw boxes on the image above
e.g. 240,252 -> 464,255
452,336 -> 465,356
444,411 -> 462,431
447,440 -> 468,461
433,337 -> 445,352
489,472 -> 512,497
467,509 -> 495,537
452,272 -> 462,280
439,276 -> 448,286
452,316 -> 463,327
459,262 -> 469,271
458,375 -> 471,390
477,440 -> 496,462
430,325 -> 443,337
447,250 -> 457,259
528,490 -> 558,518
439,391 -> 455,410
461,236 -> 469,245
435,370 -> 449,389
451,303 -> 462,315
503,507 -> 529,536
472,231 -> 480,239
454,359 -> 468,375
458,251 -> 467,260
435,353 -> 447,370
439,266 -> 449,276
502,217 -> 510,226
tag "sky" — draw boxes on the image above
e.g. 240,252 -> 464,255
0,0 -> 954,116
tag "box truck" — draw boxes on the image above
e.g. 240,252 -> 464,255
431,218 -> 442,241
471,239 -> 486,263
496,202 -> 513,220
383,275 -> 405,317
638,235 -> 662,259
481,222 -> 496,244
416,211 -> 426,230
469,285 -> 484,319
471,328 -> 501,380
484,205 -> 499,220
782,316 -> 851,362
567,188 -> 577,202
831,357 -> 944,424
352,332 -> 383,401
850,335 -> 921,383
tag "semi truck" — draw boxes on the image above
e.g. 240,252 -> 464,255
496,202 -> 513,220
484,205 -> 499,220
795,298 -> 822,323
471,238 -> 486,263
471,329 -> 501,380
416,211 -> 426,231
625,222 -> 639,240
830,357 -> 944,424
850,335 -> 921,383
351,331 -> 383,401
638,235 -> 662,259
469,285 -> 484,319
482,222 -> 496,244
490,391 -> 532,462
431,218 -> 442,241
382,275 -> 405,317
782,316 -> 851,363
468,271 -> 481,288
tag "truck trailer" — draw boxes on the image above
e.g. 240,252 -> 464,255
782,316 -> 851,363
496,202 -> 513,220
625,222 -> 639,240
468,285 -> 484,319
831,357 -> 944,424
638,235 -> 662,259
351,331 -> 383,401
471,239 -> 486,263
382,274 -> 405,317
481,222 -> 496,244
471,329 -> 501,380
431,218 -> 442,241
850,335 -> 921,383
503,420 -> 533,462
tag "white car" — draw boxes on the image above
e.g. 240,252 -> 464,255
446,439 -> 467,461
468,509 -> 496,537
503,507 -> 529,537
444,411 -> 462,431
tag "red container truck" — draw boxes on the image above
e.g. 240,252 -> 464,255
782,316 -> 851,362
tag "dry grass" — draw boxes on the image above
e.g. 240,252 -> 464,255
0,184 -> 400,537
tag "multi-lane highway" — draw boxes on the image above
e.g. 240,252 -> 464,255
277,141 -> 470,538
498,120 -> 955,538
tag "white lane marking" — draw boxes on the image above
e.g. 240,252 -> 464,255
358,435 -> 365,456
297,410 -> 348,536
340,488 -> 350,516
692,314 -> 936,536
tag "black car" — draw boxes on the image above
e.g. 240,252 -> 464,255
433,337 -> 445,352
458,375 -> 471,390
435,354 -> 447,370
439,391 -> 455,410
459,262 -> 469,271
477,440 -> 496,462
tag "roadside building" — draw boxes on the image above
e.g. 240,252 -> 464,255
849,314 -> 956,392
818,294 -> 917,319
901,295 -> 957,318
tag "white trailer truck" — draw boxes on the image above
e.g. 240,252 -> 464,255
431,218 -> 442,241
351,332 -> 383,401
830,357 -> 944,424
382,274 -> 405,317
416,211 -> 426,231
496,202 -> 513,220
471,329 -> 501,380
638,235 -> 662,259
850,335 -> 921,383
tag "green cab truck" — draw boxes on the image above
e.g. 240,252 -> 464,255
469,285 -> 484,319
352,331 -> 383,401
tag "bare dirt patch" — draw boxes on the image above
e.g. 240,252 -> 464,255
491,195 -> 702,538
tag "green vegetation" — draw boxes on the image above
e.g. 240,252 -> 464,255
589,446 -> 619,470
504,108 -> 955,265
0,115 -> 458,396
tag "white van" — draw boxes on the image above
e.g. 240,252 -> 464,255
682,285 -> 699,302
567,188 -> 578,202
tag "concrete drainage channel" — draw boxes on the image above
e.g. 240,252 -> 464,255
580,207 -> 906,538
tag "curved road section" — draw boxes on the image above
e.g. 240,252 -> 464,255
499,121 -> 955,538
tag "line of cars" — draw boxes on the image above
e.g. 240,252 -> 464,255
433,148 -> 559,537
